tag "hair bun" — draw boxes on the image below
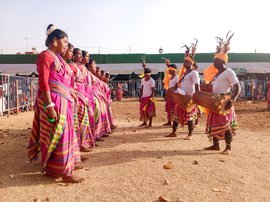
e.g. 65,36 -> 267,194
46,24 -> 57,36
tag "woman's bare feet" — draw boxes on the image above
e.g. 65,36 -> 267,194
80,147 -> 92,152
111,125 -> 117,129
61,175 -> 85,183
75,164 -> 84,170
81,156 -> 89,162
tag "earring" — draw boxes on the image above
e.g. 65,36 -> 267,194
54,41 -> 58,47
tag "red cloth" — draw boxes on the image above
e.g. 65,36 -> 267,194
139,96 -> 156,121
206,107 -> 237,140
173,105 -> 197,126
36,51 -> 54,91
165,98 -> 176,121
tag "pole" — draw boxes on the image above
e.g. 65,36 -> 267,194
129,45 -> 131,54
24,36 -> 30,51
7,75 -> 10,118
30,82 -> 34,111
16,80 -> 19,114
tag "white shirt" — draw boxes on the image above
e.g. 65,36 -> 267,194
180,70 -> 200,96
141,77 -> 155,97
169,75 -> 179,88
212,68 -> 239,94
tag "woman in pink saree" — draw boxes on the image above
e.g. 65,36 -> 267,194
104,72 -> 117,129
28,24 -> 83,183
69,48 -> 95,151
86,60 -> 111,140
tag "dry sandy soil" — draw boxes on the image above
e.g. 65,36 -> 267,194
0,98 -> 269,202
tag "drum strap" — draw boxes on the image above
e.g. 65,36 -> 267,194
210,68 -> 227,84
178,70 -> 193,84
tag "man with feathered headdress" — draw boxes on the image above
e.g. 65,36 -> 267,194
203,31 -> 241,155
165,39 -> 200,140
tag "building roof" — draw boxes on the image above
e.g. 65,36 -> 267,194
1,53 -> 270,64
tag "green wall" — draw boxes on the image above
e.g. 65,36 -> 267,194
1,53 -> 270,64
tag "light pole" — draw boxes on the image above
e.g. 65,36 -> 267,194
159,47 -> 163,54
24,36 -> 30,51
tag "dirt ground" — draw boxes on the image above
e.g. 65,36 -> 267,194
0,98 -> 269,202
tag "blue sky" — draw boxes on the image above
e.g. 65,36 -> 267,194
0,0 -> 269,54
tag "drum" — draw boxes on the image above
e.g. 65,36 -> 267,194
166,88 -> 196,112
192,91 -> 232,115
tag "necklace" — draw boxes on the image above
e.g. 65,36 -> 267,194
47,49 -> 63,72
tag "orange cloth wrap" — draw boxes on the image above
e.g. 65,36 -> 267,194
203,64 -> 218,84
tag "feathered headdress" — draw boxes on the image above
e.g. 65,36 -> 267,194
138,55 -> 148,78
181,38 -> 198,64
178,38 -> 198,82
214,31 -> 234,63
203,31 -> 234,83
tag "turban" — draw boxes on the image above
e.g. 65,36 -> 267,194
184,56 -> 195,65
214,52 -> 228,64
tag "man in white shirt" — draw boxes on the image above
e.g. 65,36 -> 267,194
166,56 -> 200,140
204,52 -> 241,155
164,64 -> 179,126
139,68 -> 156,128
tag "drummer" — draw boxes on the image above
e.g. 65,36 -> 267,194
204,52 -> 241,155
163,63 -> 179,126
165,55 -> 200,140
